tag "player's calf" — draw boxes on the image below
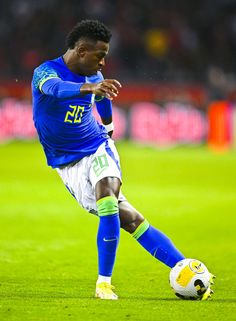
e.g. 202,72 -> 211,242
119,200 -> 184,268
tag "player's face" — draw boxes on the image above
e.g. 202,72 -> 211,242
77,40 -> 109,76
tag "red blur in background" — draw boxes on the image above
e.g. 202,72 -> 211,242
0,83 -> 235,150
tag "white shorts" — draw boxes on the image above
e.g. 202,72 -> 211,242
56,139 -> 126,214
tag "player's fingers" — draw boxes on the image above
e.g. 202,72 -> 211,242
98,83 -> 119,98
95,82 -> 119,99
104,79 -> 122,88
96,87 -> 114,100
102,83 -> 119,96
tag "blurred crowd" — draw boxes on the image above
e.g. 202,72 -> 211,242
1,0 -> 236,91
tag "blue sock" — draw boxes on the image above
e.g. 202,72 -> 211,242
133,220 -> 185,268
97,197 -> 120,277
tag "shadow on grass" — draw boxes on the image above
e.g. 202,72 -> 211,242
2,293 -> 235,304
125,297 -> 236,303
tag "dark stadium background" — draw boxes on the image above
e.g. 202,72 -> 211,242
0,0 -> 236,149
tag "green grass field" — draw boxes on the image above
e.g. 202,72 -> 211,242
0,141 -> 236,321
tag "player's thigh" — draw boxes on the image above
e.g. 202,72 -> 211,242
56,157 -> 97,214
89,139 -> 122,200
56,141 -> 125,214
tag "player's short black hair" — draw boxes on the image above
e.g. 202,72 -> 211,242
66,20 -> 112,49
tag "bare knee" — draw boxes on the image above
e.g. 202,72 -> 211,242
119,201 -> 145,234
95,177 -> 121,200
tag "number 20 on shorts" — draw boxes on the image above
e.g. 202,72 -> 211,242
92,154 -> 109,177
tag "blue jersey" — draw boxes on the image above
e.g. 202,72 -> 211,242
32,56 -> 109,168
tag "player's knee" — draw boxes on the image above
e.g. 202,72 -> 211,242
120,208 -> 145,234
95,177 -> 121,200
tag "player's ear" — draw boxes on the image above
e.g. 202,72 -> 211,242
75,44 -> 86,57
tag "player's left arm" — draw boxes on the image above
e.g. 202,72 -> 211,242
95,96 -> 114,137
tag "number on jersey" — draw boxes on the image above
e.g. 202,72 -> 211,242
64,105 -> 85,123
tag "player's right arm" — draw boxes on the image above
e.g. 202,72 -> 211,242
41,78 -> 121,100
36,72 -> 121,101
33,63 -> 121,100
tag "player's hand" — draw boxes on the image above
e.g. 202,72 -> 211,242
81,79 -> 122,100
92,79 -> 122,100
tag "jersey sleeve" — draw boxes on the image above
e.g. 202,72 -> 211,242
41,78 -> 83,98
94,71 -> 112,119
32,63 -> 60,92
95,97 -> 113,119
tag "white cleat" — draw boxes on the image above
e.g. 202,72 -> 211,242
95,282 -> 118,300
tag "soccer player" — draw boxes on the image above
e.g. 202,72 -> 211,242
32,20 -> 213,300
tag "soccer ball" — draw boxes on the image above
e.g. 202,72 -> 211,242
169,258 -> 211,300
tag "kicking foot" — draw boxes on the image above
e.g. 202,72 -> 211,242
200,274 -> 216,300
